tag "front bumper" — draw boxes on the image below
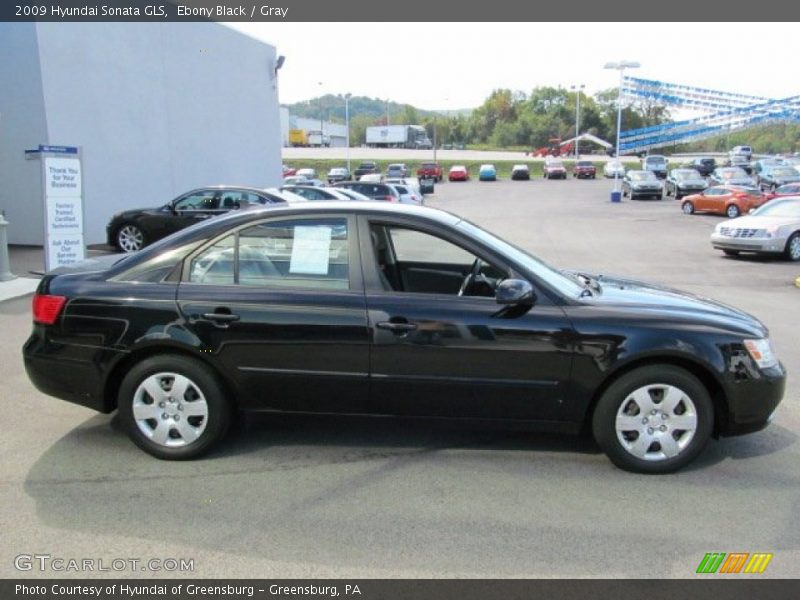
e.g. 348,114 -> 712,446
710,233 -> 787,254
721,363 -> 786,436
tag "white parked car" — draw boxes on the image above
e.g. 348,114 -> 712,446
296,168 -> 317,179
711,196 -> 800,261
359,173 -> 384,183
603,160 -> 626,178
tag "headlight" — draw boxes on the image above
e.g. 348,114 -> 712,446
743,338 -> 778,369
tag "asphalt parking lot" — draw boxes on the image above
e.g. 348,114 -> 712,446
1,178 -> 798,578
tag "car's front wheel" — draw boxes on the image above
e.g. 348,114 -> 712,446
682,201 -> 694,214
118,355 -> 232,460
592,365 -> 713,473
116,224 -> 145,253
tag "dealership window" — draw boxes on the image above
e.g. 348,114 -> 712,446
189,219 -> 349,290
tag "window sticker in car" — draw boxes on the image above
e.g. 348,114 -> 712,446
289,226 -> 333,275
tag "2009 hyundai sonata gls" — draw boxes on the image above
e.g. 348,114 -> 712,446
23,203 -> 786,473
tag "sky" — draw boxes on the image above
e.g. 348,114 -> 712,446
226,22 -> 800,111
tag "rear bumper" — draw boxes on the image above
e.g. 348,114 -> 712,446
23,330 -> 125,413
721,364 -> 786,436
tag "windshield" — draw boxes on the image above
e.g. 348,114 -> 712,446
674,170 -> 699,180
455,220 -> 584,297
753,199 -> 800,217
577,161 -> 593,167
646,157 -> 666,165
630,171 -> 657,181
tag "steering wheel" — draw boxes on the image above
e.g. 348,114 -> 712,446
458,258 -> 484,297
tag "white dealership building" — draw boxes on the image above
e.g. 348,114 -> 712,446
0,22 -> 283,245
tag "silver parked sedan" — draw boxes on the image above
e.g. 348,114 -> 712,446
711,197 -> 800,260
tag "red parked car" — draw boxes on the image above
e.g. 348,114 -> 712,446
417,162 -> 444,182
573,160 -> 597,179
765,183 -> 800,201
543,159 -> 567,179
282,164 -> 297,177
448,165 -> 469,182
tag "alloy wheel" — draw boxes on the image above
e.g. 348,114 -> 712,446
117,225 -> 144,252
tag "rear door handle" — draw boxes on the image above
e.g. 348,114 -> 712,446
376,321 -> 417,333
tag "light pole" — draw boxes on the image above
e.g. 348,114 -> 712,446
571,84 -> 585,157
344,93 -> 352,173
318,81 -> 324,144
386,99 -> 390,126
604,61 -> 640,198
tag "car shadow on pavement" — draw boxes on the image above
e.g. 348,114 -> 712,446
21,412 -> 799,577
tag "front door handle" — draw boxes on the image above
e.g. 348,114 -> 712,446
199,311 -> 240,327
376,320 -> 417,333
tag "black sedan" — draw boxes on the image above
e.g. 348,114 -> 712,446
25,203 -> 786,473
690,157 -> 717,177
106,186 -> 290,253
665,168 -> 707,200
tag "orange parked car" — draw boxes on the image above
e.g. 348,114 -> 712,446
680,185 -> 767,219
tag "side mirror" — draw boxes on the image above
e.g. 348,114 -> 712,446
496,279 -> 535,306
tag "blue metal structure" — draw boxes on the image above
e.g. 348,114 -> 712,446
617,77 -> 800,154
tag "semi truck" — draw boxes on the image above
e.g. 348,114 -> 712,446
366,125 -> 432,149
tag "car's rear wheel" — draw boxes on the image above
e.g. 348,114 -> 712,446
785,232 -> 800,261
592,365 -> 713,473
726,204 -> 740,218
682,201 -> 694,214
116,224 -> 145,253
118,355 -> 232,460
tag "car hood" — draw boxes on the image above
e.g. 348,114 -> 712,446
677,179 -> 706,186
112,207 -> 167,220
570,272 -> 766,337
717,215 -> 800,229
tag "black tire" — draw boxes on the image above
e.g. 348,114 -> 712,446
726,204 -> 740,218
592,365 -> 713,474
784,231 -> 800,261
682,201 -> 694,215
118,355 -> 232,460
665,185 -> 672,197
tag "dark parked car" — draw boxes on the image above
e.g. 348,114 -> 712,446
25,203 -> 785,473
334,181 -> 401,202
757,165 -> 800,192
690,157 -> 717,177
622,170 -> 663,200
665,168 -> 707,200
354,162 -> 380,180
708,167 -> 754,187
106,186 -> 289,253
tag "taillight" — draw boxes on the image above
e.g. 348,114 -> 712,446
32,293 -> 67,325
384,195 -> 397,202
